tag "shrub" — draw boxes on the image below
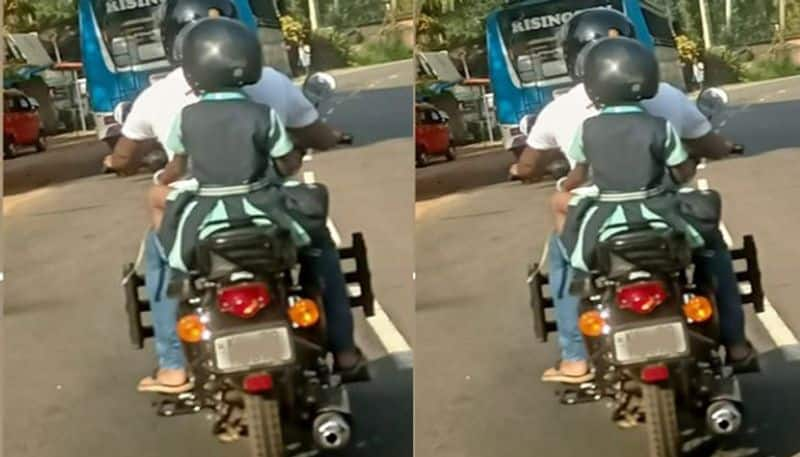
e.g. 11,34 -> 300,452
741,52 -> 800,81
351,34 -> 412,66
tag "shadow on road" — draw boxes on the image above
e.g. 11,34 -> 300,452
415,149 -> 523,202
717,346 -> 800,456
4,138 -> 111,196
346,355 -> 413,456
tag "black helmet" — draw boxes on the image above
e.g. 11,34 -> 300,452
160,0 -> 239,64
583,37 -> 659,106
182,17 -> 262,92
559,8 -> 636,80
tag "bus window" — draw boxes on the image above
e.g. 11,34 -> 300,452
94,0 -> 166,68
249,0 -> 280,27
640,1 -> 675,46
497,0 -> 622,84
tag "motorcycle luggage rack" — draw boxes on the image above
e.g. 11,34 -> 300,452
338,232 -> 376,317
121,232 -> 377,349
527,234 -> 766,343
122,262 -> 153,350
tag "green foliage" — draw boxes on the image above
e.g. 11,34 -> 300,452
675,34 -> 702,64
741,52 -> 800,81
280,15 -> 309,46
417,0 -> 504,51
351,33 -> 412,65
4,0 -> 77,34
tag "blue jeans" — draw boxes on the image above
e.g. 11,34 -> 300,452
145,231 -> 186,370
548,234 -> 587,362
299,226 -> 355,353
144,227 -> 356,371
692,229 -> 746,346
549,228 -> 746,362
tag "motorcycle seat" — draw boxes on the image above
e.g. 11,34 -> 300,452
592,227 -> 692,277
195,223 -> 298,278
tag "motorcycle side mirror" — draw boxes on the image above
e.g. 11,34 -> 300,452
303,72 -> 337,105
696,87 -> 729,119
113,101 -> 133,125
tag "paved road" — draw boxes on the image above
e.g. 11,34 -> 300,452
415,77 -> 800,457
3,61 -> 412,457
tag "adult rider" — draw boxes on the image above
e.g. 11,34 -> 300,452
514,8 -> 758,383
106,0 -> 367,394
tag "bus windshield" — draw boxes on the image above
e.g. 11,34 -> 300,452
497,0 -> 622,83
94,0 -> 166,68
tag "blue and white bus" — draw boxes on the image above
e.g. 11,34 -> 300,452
78,0 -> 284,144
486,0 -> 686,150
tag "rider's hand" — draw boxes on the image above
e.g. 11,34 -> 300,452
103,154 -> 114,170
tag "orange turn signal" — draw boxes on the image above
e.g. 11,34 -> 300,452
288,298 -> 321,328
683,295 -> 714,323
177,314 -> 205,343
578,310 -> 606,337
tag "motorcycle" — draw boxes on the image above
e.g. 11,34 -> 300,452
527,90 -> 763,456
121,73 -> 374,456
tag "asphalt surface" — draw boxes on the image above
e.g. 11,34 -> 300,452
415,76 -> 800,457
3,60 -> 412,457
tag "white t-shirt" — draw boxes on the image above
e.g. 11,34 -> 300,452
122,66 -> 319,160
527,82 -> 711,169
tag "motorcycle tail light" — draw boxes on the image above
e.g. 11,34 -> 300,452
243,373 -> 273,393
616,281 -> 667,314
218,282 -> 270,319
641,364 -> 670,383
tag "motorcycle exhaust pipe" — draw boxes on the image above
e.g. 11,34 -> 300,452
312,412 -> 351,450
706,400 -> 742,435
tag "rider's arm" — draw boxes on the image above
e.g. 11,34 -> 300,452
683,132 -> 734,160
562,163 -> 589,191
160,155 -> 188,185
287,121 -> 341,151
516,147 -> 564,181
665,121 -> 697,184
109,137 -> 150,175
266,110 -> 301,177
517,103 -> 566,181
109,90 -> 158,174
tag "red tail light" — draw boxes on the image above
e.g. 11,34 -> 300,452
243,373 -> 273,393
616,281 -> 667,314
641,364 -> 670,383
217,282 -> 270,319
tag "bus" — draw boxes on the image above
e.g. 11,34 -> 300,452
78,0 -> 287,145
486,0 -> 686,151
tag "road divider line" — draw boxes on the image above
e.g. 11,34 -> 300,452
302,170 -> 412,368
697,178 -> 800,360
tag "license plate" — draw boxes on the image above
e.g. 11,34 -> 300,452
613,322 -> 687,364
214,326 -> 293,372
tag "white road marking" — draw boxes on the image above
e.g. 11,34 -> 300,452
302,170 -> 412,368
697,179 -> 800,359
0,272 -> 4,282
325,108 -> 334,115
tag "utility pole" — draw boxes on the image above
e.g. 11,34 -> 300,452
725,0 -> 732,30
308,0 -> 319,31
698,0 -> 712,49
779,0 -> 786,32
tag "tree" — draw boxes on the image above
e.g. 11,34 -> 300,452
417,0 -> 504,51
4,0 -> 78,40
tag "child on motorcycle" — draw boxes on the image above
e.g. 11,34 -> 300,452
557,37 -> 702,271
152,17 -> 309,271
555,37 -> 757,372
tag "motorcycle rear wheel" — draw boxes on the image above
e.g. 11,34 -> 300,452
642,383 -> 682,457
244,394 -> 284,457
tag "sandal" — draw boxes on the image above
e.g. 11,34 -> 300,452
137,369 -> 194,394
728,341 -> 760,375
333,347 -> 371,384
541,362 -> 595,384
